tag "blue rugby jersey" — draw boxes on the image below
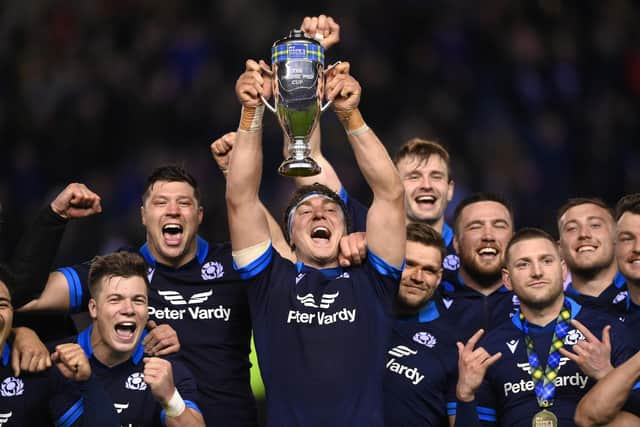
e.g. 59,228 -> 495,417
54,325 -> 201,426
0,343 -> 87,426
236,244 -> 401,426
454,297 -> 640,426
384,300 -> 458,426
56,236 -> 256,426
435,273 -> 519,343
565,272 -> 628,316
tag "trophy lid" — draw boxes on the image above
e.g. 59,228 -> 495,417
271,29 -> 324,65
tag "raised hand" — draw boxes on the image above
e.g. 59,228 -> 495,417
210,132 -> 237,176
456,329 -> 502,401
51,343 -> 91,382
326,62 -> 361,113
50,183 -> 102,219
559,319 -> 613,380
143,356 -> 176,405
235,59 -> 273,108
300,14 -> 340,50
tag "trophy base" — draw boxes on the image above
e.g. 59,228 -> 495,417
278,158 -> 322,177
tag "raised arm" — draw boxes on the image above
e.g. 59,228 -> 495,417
10,183 -> 101,308
574,351 -> 640,427
226,59 -> 272,252
326,62 -> 405,267
212,131 -> 294,261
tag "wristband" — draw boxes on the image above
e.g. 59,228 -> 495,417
238,105 -> 265,132
346,124 -> 370,136
164,388 -> 186,418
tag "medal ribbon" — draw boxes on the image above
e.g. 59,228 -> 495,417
519,299 -> 571,408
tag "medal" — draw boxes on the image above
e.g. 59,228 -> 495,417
532,408 -> 558,427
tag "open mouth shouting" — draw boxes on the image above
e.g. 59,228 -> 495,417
114,321 -> 138,342
311,226 -> 331,244
162,223 -> 183,246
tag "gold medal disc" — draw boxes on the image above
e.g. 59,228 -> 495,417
532,409 -> 558,427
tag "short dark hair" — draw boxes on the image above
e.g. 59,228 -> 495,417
406,222 -> 446,263
393,138 -> 453,181
0,264 -> 14,302
88,252 -> 149,298
615,193 -> 640,221
505,227 -> 558,266
453,192 -> 514,234
283,183 -> 351,245
556,197 -> 614,227
142,165 -> 200,204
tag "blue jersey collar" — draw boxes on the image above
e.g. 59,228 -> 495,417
442,223 -> 454,247
511,296 -> 582,331
417,299 -> 441,323
140,235 -> 209,267
78,324 -> 146,365
296,262 -> 343,279
1,342 -> 9,367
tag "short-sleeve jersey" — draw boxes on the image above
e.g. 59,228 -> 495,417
384,300 -> 458,426
55,325 -> 201,426
236,244 -> 401,426
0,343 -> 83,426
435,272 -> 520,343
56,236 -> 255,426
466,297 -> 639,426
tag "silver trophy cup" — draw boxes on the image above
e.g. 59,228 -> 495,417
262,29 -> 332,177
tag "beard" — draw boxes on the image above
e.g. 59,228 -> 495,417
459,250 -> 503,288
565,254 -> 613,280
517,284 -> 564,312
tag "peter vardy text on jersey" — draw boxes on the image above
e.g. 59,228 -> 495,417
286,308 -> 357,325
148,305 -> 232,321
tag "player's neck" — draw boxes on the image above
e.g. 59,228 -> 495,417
296,252 -> 339,270
570,262 -> 617,297
460,269 -> 503,296
91,327 -> 135,368
149,245 -> 197,269
520,296 -> 565,327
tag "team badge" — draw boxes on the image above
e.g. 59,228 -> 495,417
564,329 -> 586,346
125,372 -> 147,391
201,261 -> 224,280
413,332 -> 437,348
0,377 -> 23,397
443,254 -> 460,271
612,291 -> 628,305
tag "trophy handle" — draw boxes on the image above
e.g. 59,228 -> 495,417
261,96 -> 277,114
319,60 -> 341,113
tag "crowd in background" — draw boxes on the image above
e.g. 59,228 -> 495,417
1,0 -> 639,264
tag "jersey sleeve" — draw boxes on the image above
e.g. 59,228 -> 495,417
365,249 -> 403,309
56,262 -> 91,313
340,187 -> 368,233
48,368 -> 119,427
160,358 -> 202,425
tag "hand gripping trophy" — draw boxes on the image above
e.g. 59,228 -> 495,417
262,29 -> 334,177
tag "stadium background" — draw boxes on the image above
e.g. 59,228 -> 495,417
1,0 -> 639,414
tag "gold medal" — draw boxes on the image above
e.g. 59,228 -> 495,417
532,409 -> 558,427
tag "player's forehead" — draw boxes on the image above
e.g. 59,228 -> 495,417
0,281 -> 10,303
397,154 -> 448,174
509,237 -> 558,260
147,180 -> 196,199
560,203 -> 611,226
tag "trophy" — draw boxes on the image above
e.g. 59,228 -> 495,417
261,29 -> 332,177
